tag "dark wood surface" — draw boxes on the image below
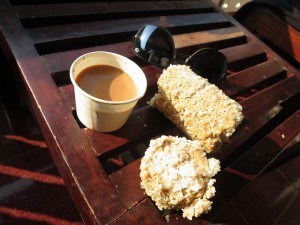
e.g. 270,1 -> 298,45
236,6 -> 300,64
0,1 -> 299,224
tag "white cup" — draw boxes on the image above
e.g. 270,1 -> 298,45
70,51 -> 147,132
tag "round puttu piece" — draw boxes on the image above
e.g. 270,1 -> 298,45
140,135 -> 220,220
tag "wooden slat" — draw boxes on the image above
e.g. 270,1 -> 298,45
240,76 -> 299,118
43,26 -> 245,79
43,42 -> 134,79
28,12 -> 229,47
15,1 -> 213,19
215,76 -> 300,164
59,84 -> 75,111
242,7 -> 300,63
221,41 -> 267,68
174,26 -> 245,49
110,159 -> 145,209
164,214 -> 205,225
222,59 -> 287,97
46,37 -> 256,86
110,199 -> 166,225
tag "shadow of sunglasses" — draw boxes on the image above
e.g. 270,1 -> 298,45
131,24 -> 227,85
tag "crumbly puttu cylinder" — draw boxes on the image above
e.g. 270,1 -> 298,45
149,65 -> 244,153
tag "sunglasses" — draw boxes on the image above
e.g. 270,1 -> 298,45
131,24 -> 227,85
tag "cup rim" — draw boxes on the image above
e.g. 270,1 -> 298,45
70,51 -> 147,105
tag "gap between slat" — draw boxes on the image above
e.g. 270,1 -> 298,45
16,1 -> 214,28
28,12 -> 230,54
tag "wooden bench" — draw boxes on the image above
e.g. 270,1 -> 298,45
0,0 -> 299,224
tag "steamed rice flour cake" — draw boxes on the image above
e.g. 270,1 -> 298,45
140,135 -> 220,220
149,64 -> 244,153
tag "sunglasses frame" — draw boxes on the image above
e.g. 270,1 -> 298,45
131,24 -> 228,85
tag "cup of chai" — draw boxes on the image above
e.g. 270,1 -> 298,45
70,51 -> 147,132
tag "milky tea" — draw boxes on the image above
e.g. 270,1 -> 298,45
75,65 -> 138,102
70,51 -> 147,132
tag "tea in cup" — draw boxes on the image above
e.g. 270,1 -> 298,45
70,51 -> 147,132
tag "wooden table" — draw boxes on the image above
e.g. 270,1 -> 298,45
0,1 -> 299,224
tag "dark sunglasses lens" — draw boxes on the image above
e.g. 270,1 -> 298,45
132,25 -> 175,68
185,48 -> 227,84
